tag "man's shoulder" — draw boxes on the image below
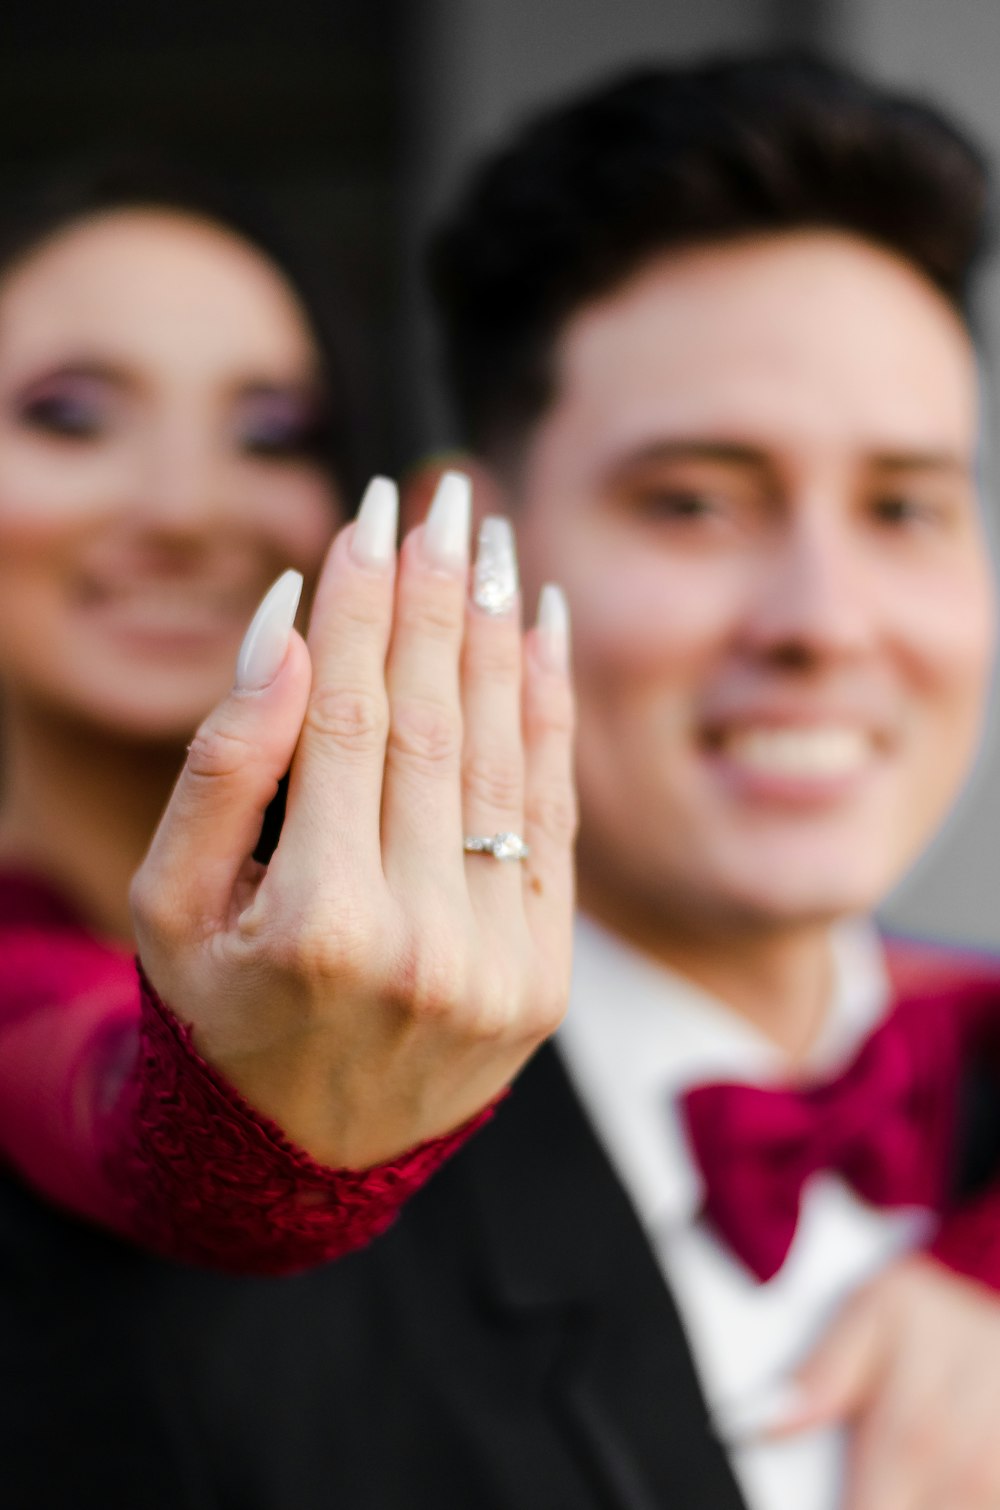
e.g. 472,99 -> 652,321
883,930 -> 1000,1000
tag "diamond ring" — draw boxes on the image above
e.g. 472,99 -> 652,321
463,832 -> 530,861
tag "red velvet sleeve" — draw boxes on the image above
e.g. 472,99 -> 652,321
0,880 -> 495,1273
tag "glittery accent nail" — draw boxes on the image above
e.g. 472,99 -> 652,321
472,516 -> 518,615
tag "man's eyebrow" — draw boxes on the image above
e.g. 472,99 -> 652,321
868,450 -> 970,475
607,439 -> 776,474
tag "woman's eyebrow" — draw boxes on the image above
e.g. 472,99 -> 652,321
16,356 -> 131,388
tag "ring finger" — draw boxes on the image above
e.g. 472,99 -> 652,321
461,516 -> 526,908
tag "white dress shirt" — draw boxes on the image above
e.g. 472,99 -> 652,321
557,913 -> 934,1510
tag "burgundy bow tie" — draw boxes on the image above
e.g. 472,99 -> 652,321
679,1000 -> 962,1283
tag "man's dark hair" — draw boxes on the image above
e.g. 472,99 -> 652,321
429,52 -> 992,461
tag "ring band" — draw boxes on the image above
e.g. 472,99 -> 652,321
463,832 -> 530,861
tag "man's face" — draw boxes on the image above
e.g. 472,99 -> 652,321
513,232 -> 996,939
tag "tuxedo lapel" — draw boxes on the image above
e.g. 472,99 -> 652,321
462,1044 -> 747,1510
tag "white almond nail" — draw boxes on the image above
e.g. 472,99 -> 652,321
235,570 -> 303,691
536,583 -> 570,671
473,516 -> 519,614
351,475 -> 399,566
423,470 -> 472,569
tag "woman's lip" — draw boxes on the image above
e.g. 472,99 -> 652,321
73,583 -> 255,650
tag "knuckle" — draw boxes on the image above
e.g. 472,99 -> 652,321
185,717 -> 257,782
459,955 -> 523,1038
468,625 -> 521,683
397,585 -> 462,642
526,676 -> 575,738
526,785 -> 579,847
305,684 -> 387,755
275,902 -> 374,985
463,750 -> 522,815
391,934 -> 466,1022
129,869 -> 184,949
528,973 -> 571,1037
388,696 -> 461,773
335,572 -> 390,631
128,869 -> 159,933
392,933 -> 529,1040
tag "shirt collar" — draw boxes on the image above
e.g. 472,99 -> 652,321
557,912 -> 891,1234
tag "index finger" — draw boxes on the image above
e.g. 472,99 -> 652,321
276,477 -> 398,886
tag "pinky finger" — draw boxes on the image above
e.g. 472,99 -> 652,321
522,584 -> 577,931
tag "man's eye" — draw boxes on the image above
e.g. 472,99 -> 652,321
636,489 -> 720,519
870,494 -> 940,528
19,392 -> 105,439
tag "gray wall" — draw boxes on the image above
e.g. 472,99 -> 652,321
403,0 -> 1000,949
837,0 -> 1000,947
399,0 -> 790,450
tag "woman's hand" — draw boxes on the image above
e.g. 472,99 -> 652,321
130,471 -> 575,1169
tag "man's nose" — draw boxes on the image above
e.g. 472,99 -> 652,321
738,517 -> 875,668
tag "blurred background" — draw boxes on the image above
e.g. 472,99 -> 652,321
0,0 -> 998,945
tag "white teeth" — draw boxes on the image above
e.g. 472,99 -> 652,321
721,726 -> 871,778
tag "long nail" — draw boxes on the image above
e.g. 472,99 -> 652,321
473,516 -> 519,615
535,583 -> 570,671
235,570 -> 303,691
423,470 -> 472,570
351,475 -> 399,566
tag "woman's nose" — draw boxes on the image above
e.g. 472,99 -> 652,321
134,432 -> 229,536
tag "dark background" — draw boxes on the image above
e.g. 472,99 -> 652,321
0,0 -> 998,946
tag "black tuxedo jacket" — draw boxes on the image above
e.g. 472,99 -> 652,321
4,1034 -> 998,1510
1,1044 -> 749,1510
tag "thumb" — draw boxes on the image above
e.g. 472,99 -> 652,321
769,1284 -> 887,1438
134,571 -> 312,932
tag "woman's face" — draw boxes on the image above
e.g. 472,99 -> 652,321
0,208 -> 341,742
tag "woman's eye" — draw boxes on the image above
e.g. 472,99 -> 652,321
240,425 -> 315,460
236,394 -> 325,462
18,390 -> 105,439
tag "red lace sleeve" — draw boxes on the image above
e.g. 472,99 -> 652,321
0,874 -> 496,1274
98,965 -> 496,1274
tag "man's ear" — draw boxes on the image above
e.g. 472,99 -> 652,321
401,452 -> 509,536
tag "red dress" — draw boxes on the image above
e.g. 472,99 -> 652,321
0,869 -> 492,1274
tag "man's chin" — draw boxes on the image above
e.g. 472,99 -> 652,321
711,870 -> 890,932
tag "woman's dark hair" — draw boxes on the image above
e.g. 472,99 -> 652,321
430,52 -> 993,460
0,154 -> 367,501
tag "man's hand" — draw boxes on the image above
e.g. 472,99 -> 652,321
773,1255 -> 1000,1509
